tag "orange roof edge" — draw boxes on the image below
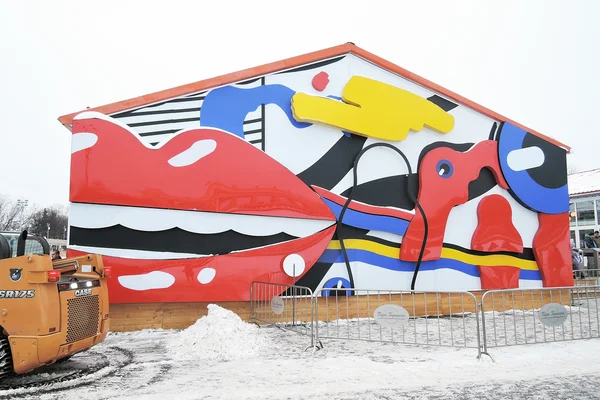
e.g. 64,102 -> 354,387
58,42 -> 570,152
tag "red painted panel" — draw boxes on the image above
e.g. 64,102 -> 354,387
401,141 -> 509,262
69,225 -> 336,303
471,194 -> 523,289
312,185 -> 415,221
70,114 -> 335,221
478,266 -> 521,289
533,213 -> 574,287
312,72 -> 330,91
472,195 -> 523,253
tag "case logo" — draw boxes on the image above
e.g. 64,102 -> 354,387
9,268 -> 22,282
75,288 -> 93,297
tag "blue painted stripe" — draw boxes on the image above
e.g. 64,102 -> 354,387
323,199 -> 409,236
318,249 -> 542,281
519,269 -> 542,280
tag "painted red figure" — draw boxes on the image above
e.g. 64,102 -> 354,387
471,194 -> 523,289
400,140 -> 509,262
532,213 -> 574,287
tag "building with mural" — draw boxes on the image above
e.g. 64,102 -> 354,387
58,43 -> 573,306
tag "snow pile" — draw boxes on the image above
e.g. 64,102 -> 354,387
167,304 -> 266,362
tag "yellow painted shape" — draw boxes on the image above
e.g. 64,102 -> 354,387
291,76 -> 454,141
327,239 -> 539,271
440,248 -> 538,271
327,239 -> 400,259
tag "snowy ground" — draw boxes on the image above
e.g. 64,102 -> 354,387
2,304 -> 600,400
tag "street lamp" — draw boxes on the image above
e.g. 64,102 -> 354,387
47,223 -> 50,239
16,199 -> 28,230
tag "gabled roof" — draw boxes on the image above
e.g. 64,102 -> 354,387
58,42 -> 569,151
569,168 -> 600,196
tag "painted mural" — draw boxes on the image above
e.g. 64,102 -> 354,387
65,53 -> 572,303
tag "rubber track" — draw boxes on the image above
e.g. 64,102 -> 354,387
0,346 -> 134,399
0,337 -> 12,381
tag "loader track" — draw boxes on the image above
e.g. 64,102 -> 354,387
0,346 -> 134,399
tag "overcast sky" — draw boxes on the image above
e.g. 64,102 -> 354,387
1,0 -> 598,209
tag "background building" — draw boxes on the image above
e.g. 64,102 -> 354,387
569,168 -> 600,247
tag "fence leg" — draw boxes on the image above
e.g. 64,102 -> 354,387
478,346 -> 494,362
478,296 -> 495,362
304,295 -> 323,354
249,283 -> 254,325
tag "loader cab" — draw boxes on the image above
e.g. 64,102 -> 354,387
0,235 -> 11,260
0,231 -> 50,259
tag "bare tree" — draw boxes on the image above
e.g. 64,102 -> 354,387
566,150 -> 577,175
0,196 -> 27,231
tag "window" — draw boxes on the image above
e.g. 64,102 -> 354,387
2,233 -> 19,257
579,229 -> 595,248
570,202 -> 576,226
576,200 -> 595,226
570,230 -> 576,247
24,240 -> 45,256
597,199 -> 600,224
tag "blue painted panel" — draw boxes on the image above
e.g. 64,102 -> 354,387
498,122 -> 568,214
323,199 -> 410,236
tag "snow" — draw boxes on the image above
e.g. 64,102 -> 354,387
166,304 -> 268,361
568,168 -> 600,196
5,304 -> 600,399
316,314 -> 480,349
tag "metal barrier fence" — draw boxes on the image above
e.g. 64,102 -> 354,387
574,268 -> 600,284
313,288 -> 482,354
249,281 -> 315,349
480,286 -> 600,357
249,282 -> 600,359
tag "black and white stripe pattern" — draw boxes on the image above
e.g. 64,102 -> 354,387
109,77 -> 266,150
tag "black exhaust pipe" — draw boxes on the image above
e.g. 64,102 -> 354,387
16,230 -> 27,257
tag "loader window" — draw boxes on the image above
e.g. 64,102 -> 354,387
23,239 -> 45,256
0,235 -> 10,260
2,233 -> 19,257
0,233 -> 49,257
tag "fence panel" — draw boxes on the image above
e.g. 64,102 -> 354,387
480,286 -> 600,353
249,281 -> 315,346
574,268 -> 600,286
313,288 -> 482,354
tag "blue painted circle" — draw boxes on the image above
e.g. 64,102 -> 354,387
322,277 -> 353,297
435,159 -> 454,179
498,122 -> 568,214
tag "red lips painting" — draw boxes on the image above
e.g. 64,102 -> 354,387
68,112 -> 336,303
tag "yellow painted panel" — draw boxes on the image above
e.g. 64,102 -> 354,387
292,76 -> 454,141
440,248 -> 538,271
326,239 -> 539,271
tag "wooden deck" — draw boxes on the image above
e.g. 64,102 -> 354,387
109,288 -> 574,332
